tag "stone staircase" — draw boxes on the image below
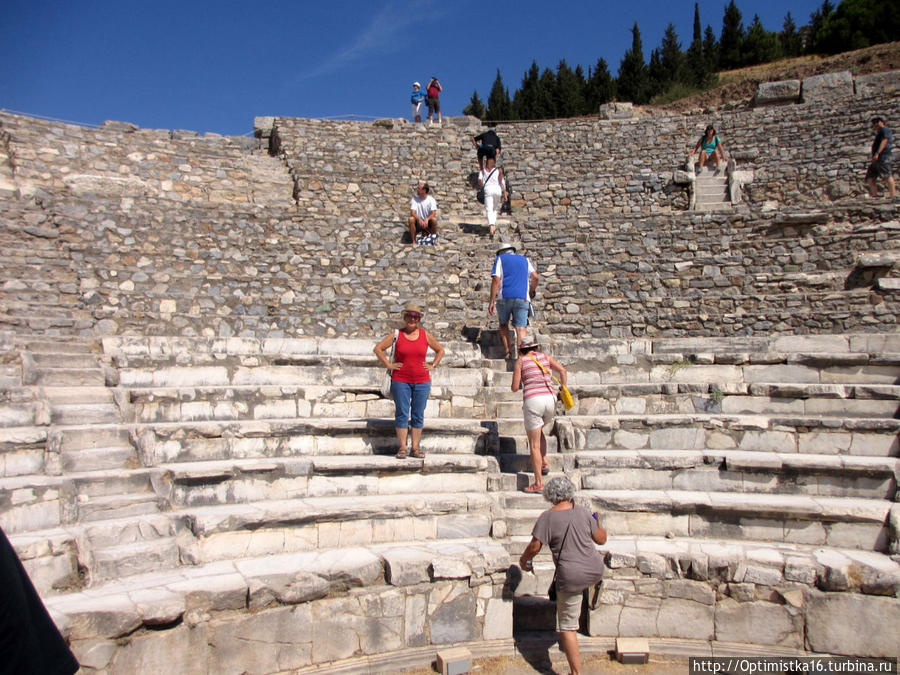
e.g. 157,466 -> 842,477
693,165 -> 731,211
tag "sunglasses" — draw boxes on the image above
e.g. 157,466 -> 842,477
404,312 -> 421,320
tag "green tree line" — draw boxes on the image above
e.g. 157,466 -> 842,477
463,0 -> 898,121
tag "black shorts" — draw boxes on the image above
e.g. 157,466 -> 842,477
427,96 -> 441,114
477,144 -> 496,161
867,156 -> 893,179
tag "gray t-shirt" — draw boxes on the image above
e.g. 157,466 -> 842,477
532,505 -> 604,593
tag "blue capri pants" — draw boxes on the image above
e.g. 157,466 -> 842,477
391,381 -> 431,429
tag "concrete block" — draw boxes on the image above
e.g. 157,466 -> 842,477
437,647 -> 471,675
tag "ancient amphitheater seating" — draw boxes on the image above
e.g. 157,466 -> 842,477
1,76 -> 899,670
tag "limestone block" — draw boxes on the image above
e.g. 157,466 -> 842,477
618,595 -> 661,637
714,598 -> 802,647
48,593 -> 142,640
254,116 -> 275,138
649,426 -> 705,450
739,430 -> 796,453
806,592 -> 900,657
128,589 -> 186,626
799,431 -> 851,455
656,598 -> 714,639
483,597 -> 513,640
802,71 -> 854,102
429,587 -> 478,644
405,593 -> 428,647
437,513 -> 491,539
108,624 -> 211,675
383,547 -> 433,586
598,102 -> 633,119
587,602 -> 623,636
166,573 -> 248,612
855,70 -> 900,98
311,596 -> 363,662
665,579 -> 715,605
754,80 -> 801,106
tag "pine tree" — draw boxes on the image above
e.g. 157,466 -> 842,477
486,70 -> 512,121
806,0 -> 835,53
555,60 -> 585,118
719,0 -> 745,70
617,21 -> 649,105
512,61 -> 541,120
535,68 -> 557,118
462,90 -> 486,119
780,12 -> 802,58
659,23 -> 686,87
814,0 -> 900,54
742,14 -> 782,65
585,58 -> 615,112
703,24 -> 719,73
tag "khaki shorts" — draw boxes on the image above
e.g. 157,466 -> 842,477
523,393 -> 555,431
556,589 -> 583,632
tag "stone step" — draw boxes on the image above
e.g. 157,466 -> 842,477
21,338 -> 99,354
135,417 -> 490,463
89,537 -> 181,583
559,413 -> 899,457
52,402 -> 120,425
61,446 -> 141,473
28,368 -> 105,386
575,450 -> 898,499
152,454 -> 494,507
58,426 -> 132,452
29,352 -> 100,369
42,386 -> 115,405
77,492 -> 160,522
172,491 -> 494,564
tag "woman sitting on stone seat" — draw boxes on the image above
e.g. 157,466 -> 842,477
374,304 -> 444,459
690,124 -> 728,170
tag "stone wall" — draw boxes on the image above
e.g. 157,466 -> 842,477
1,73 -> 899,341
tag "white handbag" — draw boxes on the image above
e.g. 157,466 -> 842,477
380,331 -> 398,397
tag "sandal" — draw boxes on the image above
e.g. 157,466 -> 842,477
541,464 -> 550,476
411,449 -> 425,459
395,449 -> 408,459
523,483 -> 543,493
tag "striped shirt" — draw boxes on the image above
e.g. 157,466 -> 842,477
521,351 -> 555,401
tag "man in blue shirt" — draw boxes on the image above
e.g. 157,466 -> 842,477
866,116 -> 896,199
488,241 -> 539,359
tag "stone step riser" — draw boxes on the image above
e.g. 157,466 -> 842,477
30,369 -> 105,386
29,353 -> 100,369
579,467 -> 896,501
503,510 -> 889,552
51,404 -> 120,425
58,427 -> 132,452
89,537 -> 180,583
158,471 -> 489,508
564,425 -> 898,458
61,447 -> 140,473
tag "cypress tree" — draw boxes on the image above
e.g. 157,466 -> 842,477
486,69 -> 512,121
617,21 -> 649,105
719,0 -> 745,70
686,3 -> 709,88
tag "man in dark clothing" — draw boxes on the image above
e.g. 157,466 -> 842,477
473,127 -> 502,171
866,116 -> 896,199
0,526 -> 79,675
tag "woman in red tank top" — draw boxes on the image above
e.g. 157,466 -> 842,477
374,304 -> 444,458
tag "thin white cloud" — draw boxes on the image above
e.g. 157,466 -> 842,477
291,0 -> 446,84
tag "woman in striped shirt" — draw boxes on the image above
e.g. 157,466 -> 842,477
511,337 -> 567,493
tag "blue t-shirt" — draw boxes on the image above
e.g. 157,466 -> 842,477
872,126 -> 893,159
491,253 -> 535,300
411,89 -> 426,104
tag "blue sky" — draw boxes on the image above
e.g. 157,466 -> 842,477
1,0 -> 827,136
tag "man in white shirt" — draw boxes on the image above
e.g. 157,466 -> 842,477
408,182 -> 438,244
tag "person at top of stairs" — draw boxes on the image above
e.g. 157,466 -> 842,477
690,124 -> 728,171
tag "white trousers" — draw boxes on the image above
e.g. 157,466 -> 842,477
484,185 -> 502,226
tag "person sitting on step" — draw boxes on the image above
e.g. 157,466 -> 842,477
407,181 -> 438,245
690,124 -> 728,171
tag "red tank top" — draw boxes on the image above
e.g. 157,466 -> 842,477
391,329 -> 430,384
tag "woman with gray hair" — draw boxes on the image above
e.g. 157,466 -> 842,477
519,477 -> 607,675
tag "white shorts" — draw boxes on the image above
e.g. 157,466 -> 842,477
523,393 -> 555,431
556,589 -> 583,632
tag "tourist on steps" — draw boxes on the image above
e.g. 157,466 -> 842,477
477,156 -> 506,237
473,126 -> 502,171
519,477 -> 606,675
866,116 -> 896,199
374,304 -> 444,459
488,241 -> 538,359
407,181 -> 439,244
425,76 -> 442,125
690,124 -> 728,170
511,336 -> 567,493
410,82 -> 426,123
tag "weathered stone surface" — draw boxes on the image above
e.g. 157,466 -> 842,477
429,584 -> 477,644
802,71 -> 855,102
806,592 -> 900,658
754,80 -> 801,106
855,71 -> 900,98
714,598 -> 802,647
209,605 -> 312,673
